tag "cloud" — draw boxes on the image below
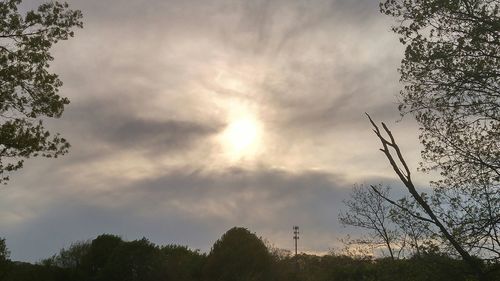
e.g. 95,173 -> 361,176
65,99 -> 222,156
2,160 -> 406,262
2,167 -> 346,260
1,0 -> 428,263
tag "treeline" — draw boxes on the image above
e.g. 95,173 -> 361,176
1,227 -> 498,281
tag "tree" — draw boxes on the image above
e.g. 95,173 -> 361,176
102,238 -> 165,281
386,196 -> 432,256
0,0 -> 83,183
379,0 -> 499,262
160,245 -> 206,281
363,0 -> 500,279
380,0 -> 499,186
47,241 -> 90,270
85,234 -> 123,280
0,237 -> 10,280
203,227 -> 274,281
339,185 -> 402,259
41,240 -> 91,281
367,115 -> 492,280
0,237 -> 9,262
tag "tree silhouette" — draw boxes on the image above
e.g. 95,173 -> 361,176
85,234 -> 123,280
101,238 -> 164,281
161,245 -> 206,281
339,185 -> 402,259
203,227 -> 274,281
0,238 -> 9,262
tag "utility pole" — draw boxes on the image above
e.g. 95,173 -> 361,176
293,226 -> 299,256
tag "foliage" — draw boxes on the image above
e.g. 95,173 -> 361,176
160,245 -> 206,281
84,234 -> 123,280
45,240 -> 90,269
203,227 -> 274,281
367,115 -> 491,279
0,238 -> 11,280
33,234 -> 208,281
0,230 -> 498,281
355,0 -> 500,278
272,252 -> 478,281
380,0 -> 499,185
0,262 -> 68,281
101,238 -> 165,281
0,237 -> 10,262
380,0 -> 499,262
0,0 -> 82,183
40,240 -> 90,281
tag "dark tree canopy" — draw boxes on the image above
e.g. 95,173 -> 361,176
160,245 -> 206,281
35,234 -> 208,281
102,238 -> 164,281
0,238 -> 9,262
49,241 -> 90,270
0,0 -> 82,183
203,227 -> 274,281
85,234 -> 123,278
1,230 -> 498,281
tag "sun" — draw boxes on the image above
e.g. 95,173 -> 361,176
221,116 -> 261,160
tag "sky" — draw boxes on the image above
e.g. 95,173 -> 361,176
1,0 -> 429,262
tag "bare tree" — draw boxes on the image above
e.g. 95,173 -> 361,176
367,114 -> 490,280
387,196 -> 432,256
339,184 -> 404,259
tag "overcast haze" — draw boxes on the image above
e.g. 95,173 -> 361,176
1,0 -> 428,262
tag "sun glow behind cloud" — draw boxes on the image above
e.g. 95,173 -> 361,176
222,115 -> 262,160
211,66 -> 267,163
0,0 -> 424,262
215,70 -> 248,94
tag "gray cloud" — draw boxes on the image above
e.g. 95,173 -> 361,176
4,167 -> 348,261
3,162 -> 405,262
65,99 -> 222,156
1,0 -> 427,262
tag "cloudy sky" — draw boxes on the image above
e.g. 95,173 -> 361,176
1,0 -> 430,262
